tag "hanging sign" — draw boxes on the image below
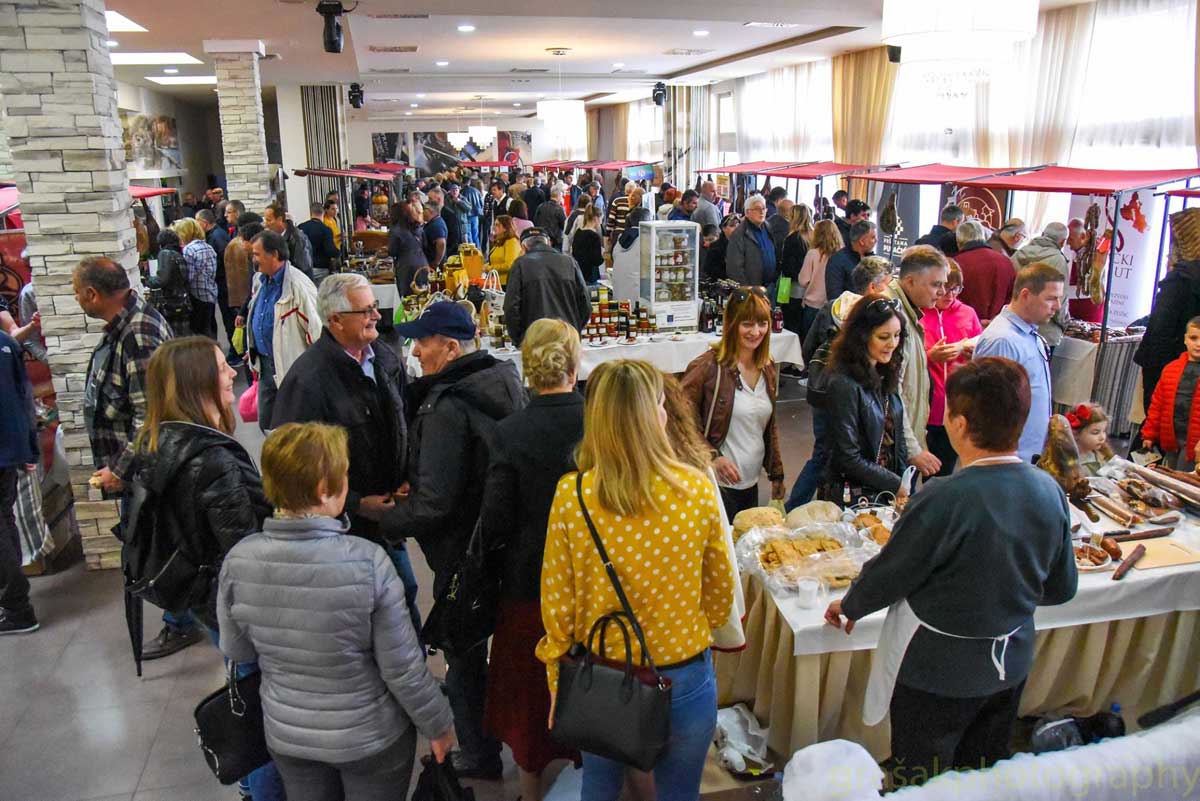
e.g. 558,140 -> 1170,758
1067,192 -> 1160,328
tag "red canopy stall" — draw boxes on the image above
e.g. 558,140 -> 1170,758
293,167 -> 399,254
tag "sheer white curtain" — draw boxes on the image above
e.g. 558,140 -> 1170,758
626,99 -> 664,163
733,61 -> 834,162
881,62 -> 986,167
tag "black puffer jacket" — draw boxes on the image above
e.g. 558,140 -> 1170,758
1134,260 -> 1200,394
380,351 -> 526,587
147,247 -> 189,305
502,242 -> 592,346
820,371 -> 908,503
134,422 -> 272,627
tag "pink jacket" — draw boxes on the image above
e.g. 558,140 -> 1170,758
922,298 -> 983,426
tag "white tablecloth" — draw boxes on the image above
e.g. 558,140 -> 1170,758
772,531 -> 1200,657
370,283 -> 400,309
490,330 -> 803,380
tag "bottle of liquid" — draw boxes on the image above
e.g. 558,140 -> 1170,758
772,305 -> 784,333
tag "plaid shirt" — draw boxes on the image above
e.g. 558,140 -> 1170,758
183,239 -> 219,303
86,292 -> 173,478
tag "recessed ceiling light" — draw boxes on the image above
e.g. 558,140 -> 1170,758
494,111 -> 502,115
416,93 -> 426,97
743,21 -> 801,29
110,52 -> 203,65
513,102 -> 521,107
457,24 -> 475,33
405,111 -> 413,115
435,61 -> 449,67
693,29 -> 710,37
613,62 -> 625,68
106,39 -> 119,48
163,67 -> 179,74
145,75 -> 217,85
410,103 -> 419,107
105,10 -> 147,32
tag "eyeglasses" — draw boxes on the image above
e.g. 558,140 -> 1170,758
730,286 -> 768,306
947,284 -> 964,294
338,301 -> 381,317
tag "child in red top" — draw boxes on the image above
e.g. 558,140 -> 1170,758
922,264 -> 983,475
1142,317 -> 1200,471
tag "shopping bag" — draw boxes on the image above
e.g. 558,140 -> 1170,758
412,754 -> 475,801
775,277 -> 792,305
193,663 -> 271,785
238,375 -> 259,423
230,326 -> 246,356
458,243 -> 485,281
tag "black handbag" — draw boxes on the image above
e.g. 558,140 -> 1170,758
411,753 -> 476,801
193,662 -> 271,785
421,521 -> 499,655
549,473 -> 673,772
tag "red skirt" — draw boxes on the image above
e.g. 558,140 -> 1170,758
484,598 -> 581,774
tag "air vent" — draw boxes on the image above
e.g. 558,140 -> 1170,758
510,79 -> 531,84
366,68 -> 412,74
612,68 -> 647,75
663,48 -> 713,56
510,68 -> 550,74
369,45 -> 419,53
743,22 -> 801,28
367,12 -> 431,19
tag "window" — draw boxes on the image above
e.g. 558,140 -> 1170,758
717,92 -> 736,155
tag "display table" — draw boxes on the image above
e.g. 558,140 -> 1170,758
715,554 -> 1200,760
490,330 -> 803,380
1051,336 -> 1142,436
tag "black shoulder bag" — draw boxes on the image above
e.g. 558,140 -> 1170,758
421,521 -> 499,655
549,473 -> 672,771
193,662 -> 270,785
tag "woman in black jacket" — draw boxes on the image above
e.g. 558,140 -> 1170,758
479,318 -> 583,801
388,202 -> 428,297
130,335 -> 282,799
146,229 -> 191,335
819,294 -> 910,506
704,214 -> 740,281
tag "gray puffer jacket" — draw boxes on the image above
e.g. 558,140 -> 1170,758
217,516 -> 452,764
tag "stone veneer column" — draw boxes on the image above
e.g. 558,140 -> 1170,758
0,0 -> 137,569
205,40 -> 272,209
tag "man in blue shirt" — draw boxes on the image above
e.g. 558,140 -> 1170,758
422,201 -> 449,266
0,330 -> 39,634
973,262 -> 1064,462
669,190 -> 699,221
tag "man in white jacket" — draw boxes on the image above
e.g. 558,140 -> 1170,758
237,230 -> 322,431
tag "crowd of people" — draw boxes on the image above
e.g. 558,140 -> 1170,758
7,176 -> 1200,801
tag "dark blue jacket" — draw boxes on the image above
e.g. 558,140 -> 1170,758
0,331 -> 38,468
824,245 -> 863,299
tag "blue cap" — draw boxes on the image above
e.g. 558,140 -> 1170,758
395,301 -> 477,340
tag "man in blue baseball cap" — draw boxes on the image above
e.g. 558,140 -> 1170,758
360,300 -> 525,778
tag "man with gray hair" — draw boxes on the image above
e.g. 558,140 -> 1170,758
271,272 -> 420,630
956,218 -> 1017,327
825,218 -> 877,298
361,301 -> 525,779
693,180 -> 722,228
503,227 -> 591,345
1013,221 -> 1072,347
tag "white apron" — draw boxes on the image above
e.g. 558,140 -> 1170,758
862,455 -> 1025,726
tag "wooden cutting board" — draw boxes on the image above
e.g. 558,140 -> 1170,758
1132,538 -> 1200,570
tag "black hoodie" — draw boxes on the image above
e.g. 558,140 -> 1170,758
382,351 -> 526,584
1134,259 -> 1200,382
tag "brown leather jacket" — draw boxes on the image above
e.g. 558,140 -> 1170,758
681,348 -> 785,482
224,236 -> 253,307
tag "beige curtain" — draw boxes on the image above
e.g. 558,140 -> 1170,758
611,103 -> 630,161
1002,3 -> 1097,230
586,108 -> 600,161
1193,0 -> 1199,164
832,47 -> 898,199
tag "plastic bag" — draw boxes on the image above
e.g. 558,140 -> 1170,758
230,326 -> 245,355
411,755 -> 475,801
715,704 -> 773,776
734,522 -> 873,594
782,739 -> 883,801
238,375 -> 258,423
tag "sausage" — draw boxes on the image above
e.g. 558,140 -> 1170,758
1112,544 -> 1146,581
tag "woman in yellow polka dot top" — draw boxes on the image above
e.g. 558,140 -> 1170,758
536,359 -> 735,800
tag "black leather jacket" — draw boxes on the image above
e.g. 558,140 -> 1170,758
821,371 -> 908,500
132,422 -> 272,627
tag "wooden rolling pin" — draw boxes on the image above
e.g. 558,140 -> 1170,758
1112,544 -> 1146,580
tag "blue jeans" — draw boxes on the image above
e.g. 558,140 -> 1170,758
384,543 -> 422,635
581,651 -> 716,801
162,609 -> 195,631
468,217 -> 481,248
786,407 -> 829,511
205,627 -> 287,801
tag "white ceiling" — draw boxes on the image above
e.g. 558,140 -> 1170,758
100,0 -> 1082,114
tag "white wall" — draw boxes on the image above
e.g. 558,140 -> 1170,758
345,110 -> 553,166
275,85 -> 310,215
116,81 -> 221,195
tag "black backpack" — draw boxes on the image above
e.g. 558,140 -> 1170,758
119,473 -> 208,615
805,334 -> 836,410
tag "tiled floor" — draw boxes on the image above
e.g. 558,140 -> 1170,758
0,350 -> 814,801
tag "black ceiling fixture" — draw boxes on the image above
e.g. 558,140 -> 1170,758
316,1 -> 356,54
348,82 -> 364,108
652,82 -> 667,106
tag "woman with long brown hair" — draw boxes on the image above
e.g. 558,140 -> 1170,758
487,214 -> 523,283
681,287 -> 785,518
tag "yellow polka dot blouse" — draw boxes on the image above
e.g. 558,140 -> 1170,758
535,466 -> 736,692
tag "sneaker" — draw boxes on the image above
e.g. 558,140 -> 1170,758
142,625 -> 203,660
0,610 -> 39,635
450,750 -> 503,780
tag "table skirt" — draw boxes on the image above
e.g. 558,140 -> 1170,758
715,577 -> 1200,760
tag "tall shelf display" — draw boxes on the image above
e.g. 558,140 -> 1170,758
638,220 -> 701,333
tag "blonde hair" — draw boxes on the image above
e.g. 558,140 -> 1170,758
946,259 -> 963,289
789,203 -> 815,243
173,217 -> 205,245
716,289 -> 772,369
576,360 -> 696,517
812,219 -> 842,257
136,337 -> 235,453
521,319 -> 580,392
262,423 -> 349,512
661,374 -> 711,472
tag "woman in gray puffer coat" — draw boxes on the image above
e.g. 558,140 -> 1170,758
217,422 -> 454,801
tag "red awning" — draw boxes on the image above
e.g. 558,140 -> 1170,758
759,161 -> 866,179
0,186 -> 17,214
294,167 -> 396,181
695,161 -> 806,175
957,166 -> 1200,196
351,162 -> 409,173
588,160 -> 653,171
129,185 -> 179,200
1163,188 -> 1200,199
529,159 -> 582,169
844,163 -> 1023,185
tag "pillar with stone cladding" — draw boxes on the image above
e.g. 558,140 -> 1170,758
206,40 -> 272,210
0,0 -> 138,569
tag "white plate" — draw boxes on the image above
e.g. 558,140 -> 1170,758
1074,543 -> 1113,571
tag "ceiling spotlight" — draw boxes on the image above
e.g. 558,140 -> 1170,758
435,60 -> 449,67
163,67 -> 179,74
405,111 -> 413,116
410,103 -> 419,107
457,24 -> 475,32
652,81 -> 667,106
416,93 -> 426,97
106,39 -> 119,48
513,102 -> 521,107
612,62 -> 625,68
348,82 -> 364,108
316,1 -> 346,54
693,29 -> 710,37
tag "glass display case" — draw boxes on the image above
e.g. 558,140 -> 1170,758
638,220 -> 701,332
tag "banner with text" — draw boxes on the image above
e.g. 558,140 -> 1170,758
1067,192 -> 1160,328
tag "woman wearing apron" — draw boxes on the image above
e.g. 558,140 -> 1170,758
824,357 -> 1078,787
